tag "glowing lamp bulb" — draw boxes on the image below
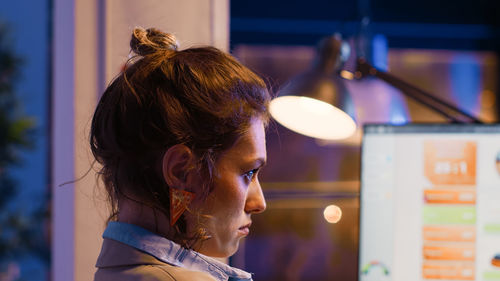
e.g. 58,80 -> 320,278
323,205 -> 342,224
269,96 -> 356,140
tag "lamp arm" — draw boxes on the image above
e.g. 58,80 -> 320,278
355,58 -> 484,124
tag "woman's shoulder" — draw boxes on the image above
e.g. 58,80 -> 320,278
94,237 -> 217,281
94,263 -> 217,281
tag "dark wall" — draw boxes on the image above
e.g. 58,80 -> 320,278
231,0 -> 500,50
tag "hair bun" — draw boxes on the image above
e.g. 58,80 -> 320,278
130,27 -> 179,56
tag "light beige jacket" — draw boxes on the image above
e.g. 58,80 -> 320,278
93,222 -> 253,281
94,239 -> 216,281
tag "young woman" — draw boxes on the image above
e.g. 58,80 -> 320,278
92,27 -> 270,281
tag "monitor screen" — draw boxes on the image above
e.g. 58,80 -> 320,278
359,124 -> 500,281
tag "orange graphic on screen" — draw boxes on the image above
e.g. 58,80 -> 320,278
423,244 -> 475,261
423,262 -> 475,280
423,226 -> 476,242
424,189 -> 476,204
424,141 -> 476,185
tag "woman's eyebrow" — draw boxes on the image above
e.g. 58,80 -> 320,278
253,157 -> 267,168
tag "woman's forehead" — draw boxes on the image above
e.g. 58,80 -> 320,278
221,119 -> 267,164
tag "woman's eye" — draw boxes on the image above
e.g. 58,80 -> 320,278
244,169 -> 259,182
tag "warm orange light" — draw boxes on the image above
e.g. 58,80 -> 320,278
323,205 -> 342,224
269,96 -> 356,140
340,70 -> 354,80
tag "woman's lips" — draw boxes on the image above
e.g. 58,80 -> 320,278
238,223 -> 251,235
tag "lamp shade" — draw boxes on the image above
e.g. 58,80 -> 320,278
270,35 -> 357,140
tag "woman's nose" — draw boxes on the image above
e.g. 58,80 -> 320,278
244,180 -> 266,214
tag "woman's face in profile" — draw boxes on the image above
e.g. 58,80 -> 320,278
190,118 -> 267,258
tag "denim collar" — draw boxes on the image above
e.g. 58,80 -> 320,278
103,221 -> 252,281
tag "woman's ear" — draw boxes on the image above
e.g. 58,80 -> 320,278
162,144 -> 195,189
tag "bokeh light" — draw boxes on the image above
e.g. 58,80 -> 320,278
323,204 -> 342,223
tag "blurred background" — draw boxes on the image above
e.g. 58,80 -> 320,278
0,0 -> 499,280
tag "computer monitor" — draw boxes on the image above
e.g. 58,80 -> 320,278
359,124 -> 500,281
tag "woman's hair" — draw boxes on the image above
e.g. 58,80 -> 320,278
90,27 -> 270,247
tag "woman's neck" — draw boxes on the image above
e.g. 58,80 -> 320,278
117,197 -> 171,237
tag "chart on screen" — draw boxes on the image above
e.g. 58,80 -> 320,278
360,124 -> 500,281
